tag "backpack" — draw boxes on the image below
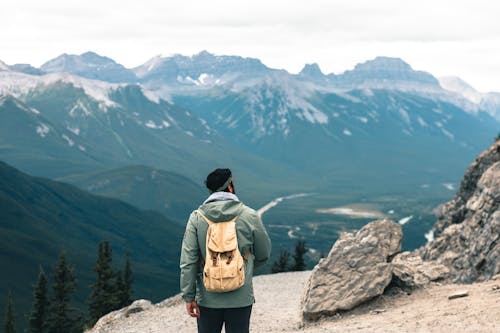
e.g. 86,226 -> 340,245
196,210 -> 249,293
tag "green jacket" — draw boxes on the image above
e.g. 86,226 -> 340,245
180,196 -> 271,308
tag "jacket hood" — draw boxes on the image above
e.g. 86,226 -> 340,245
198,200 -> 244,222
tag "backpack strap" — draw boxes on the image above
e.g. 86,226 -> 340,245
196,210 -> 214,225
196,210 -> 238,225
243,250 -> 251,262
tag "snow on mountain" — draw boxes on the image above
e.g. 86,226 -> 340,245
166,54 -> 498,142
36,123 -> 50,138
0,69 -> 162,108
439,76 -> 483,104
480,92 -> 500,120
0,60 -> 10,71
233,72 -> 329,134
134,53 -> 500,126
133,55 -> 164,78
0,71 -> 121,107
140,87 -> 161,104
134,51 -> 271,84
3,51 -> 500,127
439,76 -> 500,120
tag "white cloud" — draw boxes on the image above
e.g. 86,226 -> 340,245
1,0 -> 500,91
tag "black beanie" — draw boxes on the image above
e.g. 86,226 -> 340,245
205,168 -> 232,193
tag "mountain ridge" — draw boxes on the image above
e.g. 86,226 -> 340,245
3,51 -> 500,120
0,160 -> 186,331
40,51 -> 137,83
1,54 -> 497,196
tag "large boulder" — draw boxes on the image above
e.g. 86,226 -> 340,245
421,142 -> 500,283
302,220 -> 402,321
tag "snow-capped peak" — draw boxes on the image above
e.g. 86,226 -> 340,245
439,76 -> 483,104
0,60 -> 10,71
134,51 -> 270,83
226,72 -> 329,138
134,55 -> 164,77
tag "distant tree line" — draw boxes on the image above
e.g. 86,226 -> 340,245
3,241 -> 133,332
271,240 -> 309,273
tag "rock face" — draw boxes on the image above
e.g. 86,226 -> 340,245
421,141 -> 500,283
392,252 -> 449,288
301,220 -> 402,320
90,300 -> 153,331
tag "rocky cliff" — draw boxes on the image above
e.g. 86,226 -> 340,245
302,140 -> 499,320
420,141 -> 500,282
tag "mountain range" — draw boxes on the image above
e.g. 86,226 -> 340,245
1,50 -> 498,243
1,50 -> 499,330
1,51 -> 498,193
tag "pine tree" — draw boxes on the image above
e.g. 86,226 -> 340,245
46,251 -> 80,333
88,241 -> 116,325
114,271 -> 126,308
29,268 -> 50,333
271,249 -> 291,273
122,253 -> 133,306
291,240 -> 308,271
4,290 -> 15,333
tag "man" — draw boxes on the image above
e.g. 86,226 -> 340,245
180,168 -> 271,333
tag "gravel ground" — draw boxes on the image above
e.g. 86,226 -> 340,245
88,271 -> 500,333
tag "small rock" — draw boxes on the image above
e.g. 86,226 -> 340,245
448,290 -> 469,300
371,309 -> 386,315
89,299 -> 153,331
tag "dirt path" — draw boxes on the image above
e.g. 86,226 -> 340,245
88,271 -> 500,333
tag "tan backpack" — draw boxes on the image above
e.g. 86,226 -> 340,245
197,210 -> 249,293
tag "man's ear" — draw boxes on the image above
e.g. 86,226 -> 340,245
228,182 -> 234,194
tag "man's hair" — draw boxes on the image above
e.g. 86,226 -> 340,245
205,168 -> 232,193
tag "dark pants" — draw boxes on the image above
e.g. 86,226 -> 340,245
197,305 -> 252,333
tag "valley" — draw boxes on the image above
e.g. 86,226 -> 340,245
256,180 -> 456,268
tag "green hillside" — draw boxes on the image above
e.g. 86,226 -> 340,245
59,165 -> 207,222
0,86 -> 309,207
0,160 -> 184,329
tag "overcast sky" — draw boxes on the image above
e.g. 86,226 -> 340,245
2,0 -> 499,92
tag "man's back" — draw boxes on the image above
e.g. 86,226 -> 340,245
179,168 -> 271,333
181,198 -> 271,308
